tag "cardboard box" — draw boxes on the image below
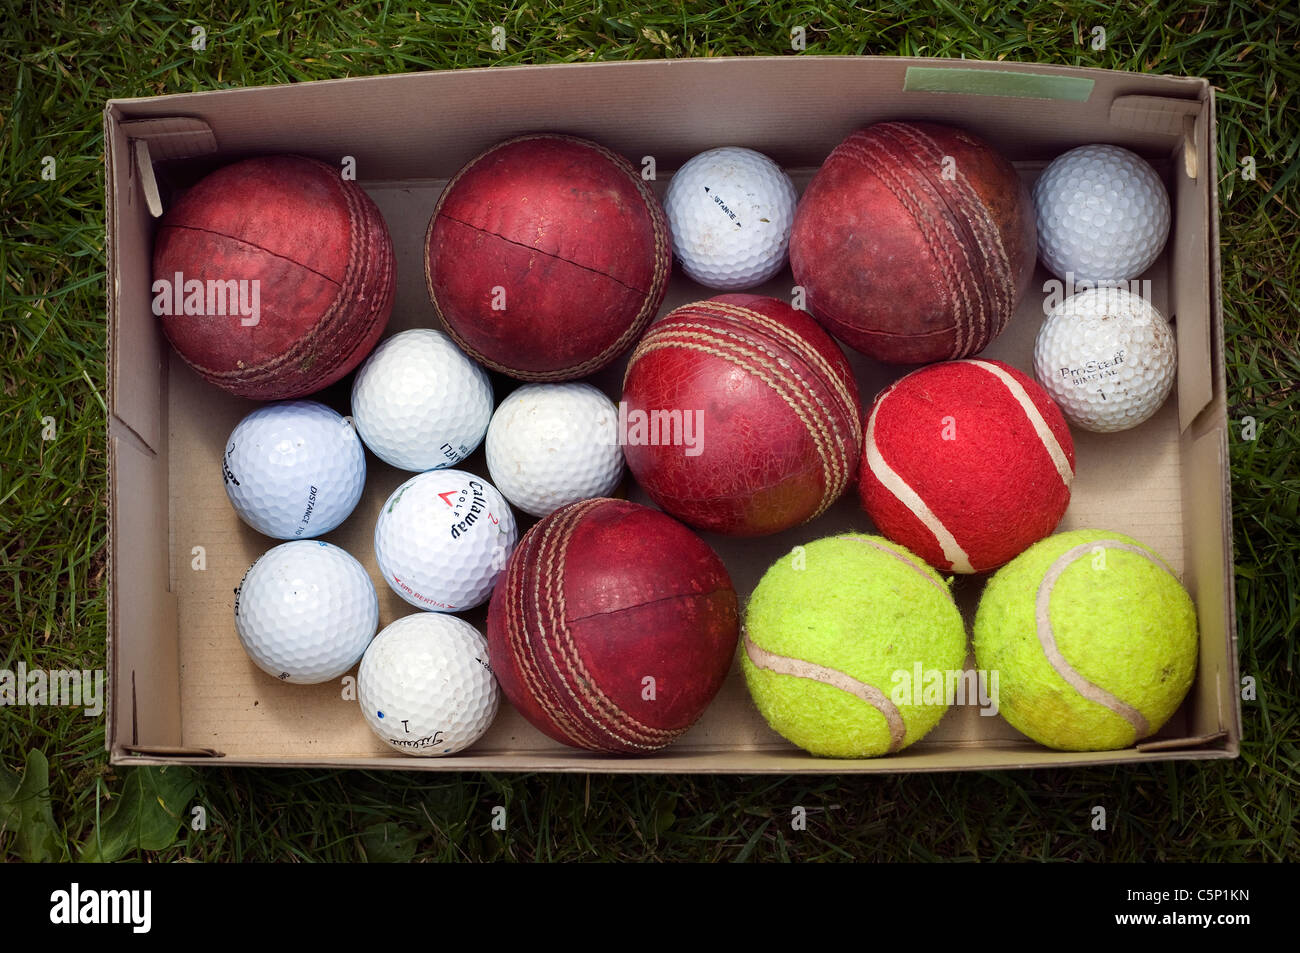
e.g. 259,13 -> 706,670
105,56 -> 1239,772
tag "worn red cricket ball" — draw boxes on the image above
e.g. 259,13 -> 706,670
152,155 -> 395,399
486,498 -> 739,753
620,294 -> 862,537
424,133 -> 672,381
790,121 -> 1036,364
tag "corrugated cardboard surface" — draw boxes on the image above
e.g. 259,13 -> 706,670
107,57 -> 1237,772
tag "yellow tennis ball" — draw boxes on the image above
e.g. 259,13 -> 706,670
741,534 -> 968,758
973,529 -> 1198,751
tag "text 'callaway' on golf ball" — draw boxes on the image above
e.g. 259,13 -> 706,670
350,328 -> 493,472
234,540 -> 379,684
1033,286 -> 1176,433
222,400 -> 366,539
358,613 -> 500,756
665,146 -> 798,290
1033,144 -> 1171,286
374,469 -> 518,612
485,382 -> 624,518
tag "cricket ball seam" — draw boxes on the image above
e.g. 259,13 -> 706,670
838,135 -> 978,357
630,330 -> 852,519
741,633 -> 908,753
888,123 -> 1016,345
1035,540 -> 1181,740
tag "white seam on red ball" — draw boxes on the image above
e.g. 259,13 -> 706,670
966,360 -> 1074,487
864,377 -> 974,574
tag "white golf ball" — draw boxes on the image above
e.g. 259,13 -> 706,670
1033,287 -> 1176,433
351,328 -> 493,472
234,540 -> 379,684
223,400 -> 366,539
485,383 -> 623,518
1033,144 -> 1170,285
358,613 -> 500,756
374,469 -> 517,612
665,146 -> 798,290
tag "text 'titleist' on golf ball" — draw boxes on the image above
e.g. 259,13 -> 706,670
350,328 -> 493,472
358,613 -> 500,756
665,146 -> 798,290
1033,144 -> 1171,286
234,540 -> 379,684
374,469 -> 518,611
1032,287 -> 1176,433
485,382 -> 624,518
223,400 -> 366,539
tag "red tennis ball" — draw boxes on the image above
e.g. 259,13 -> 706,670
621,294 -> 862,537
860,359 -> 1075,573
425,134 -> 672,381
486,498 -> 739,753
152,155 -> 395,399
790,121 -> 1036,364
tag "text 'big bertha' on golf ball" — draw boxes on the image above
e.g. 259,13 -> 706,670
485,382 -> 624,518
665,146 -> 798,290
350,328 -> 493,472
223,400 -> 366,539
358,613 -> 500,756
1032,286 -> 1176,433
374,469 -> 518,612
234,540 -> 379,684
1033,143 -> 1171,286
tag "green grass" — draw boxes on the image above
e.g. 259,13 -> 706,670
1,0 -> 1297,861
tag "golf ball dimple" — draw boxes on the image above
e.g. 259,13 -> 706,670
374,469 -> 518,612
358,613 -> 500,756
234,540 -> 379,684
223,400 -> 366,539
1032,287 -> 1176,433
485,383 -> 624,518
1033,144 -> 1171,285
665,146 -> 798,290
351,328 -> 493,472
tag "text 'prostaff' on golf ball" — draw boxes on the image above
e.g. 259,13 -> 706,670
234,540 -> 379,684
358,613 -> 500,756
1032,286 -> 1176,433
665,146 -> 798,290
374,469 -> 518,612
223,400 -> 366,540
350,328 -> 493,472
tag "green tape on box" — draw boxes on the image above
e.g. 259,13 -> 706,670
904,67 -> 1093,101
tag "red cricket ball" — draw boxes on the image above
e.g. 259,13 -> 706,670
424,133 -> 672,381
620,294 -> 862,537
486,498 -> 739,753
152,155 -> 395,399
790,121 -> 1036,364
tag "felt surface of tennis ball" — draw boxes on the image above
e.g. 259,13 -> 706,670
973,529 -> 1198,751
741,534 -> 968,758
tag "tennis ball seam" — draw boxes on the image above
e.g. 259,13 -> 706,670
1036,539 -> 1183,740
742,634 -> 907,753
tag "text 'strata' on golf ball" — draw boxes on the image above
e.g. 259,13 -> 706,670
358,613 -> 500,756
1032,286 -> 1176,433
350,328 -> 493,472
373,469 -> 518,612
222,400 -> 366,539
233,540 -> 379,684
1033,144 -> 1171,286
485,382 -> 624,518
664,146 -> 798,290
